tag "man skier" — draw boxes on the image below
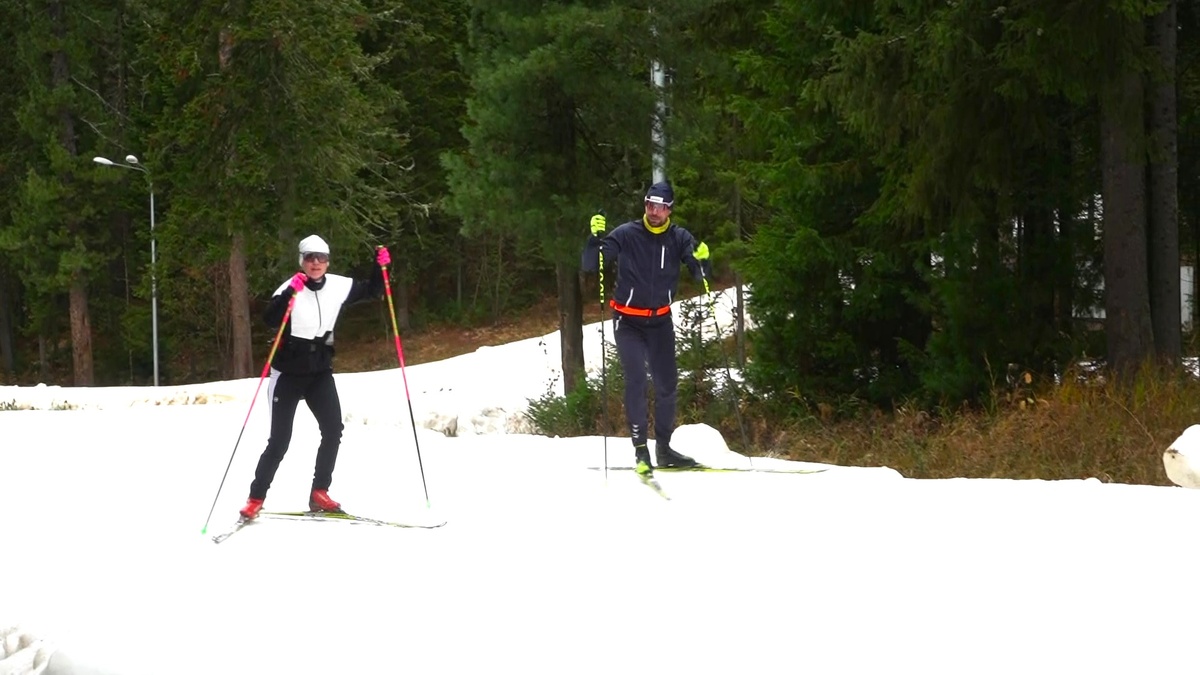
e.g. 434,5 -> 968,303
581,181 -> 713,475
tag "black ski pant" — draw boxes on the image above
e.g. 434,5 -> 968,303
249,368 -> 344,499
613,312 -> 677,449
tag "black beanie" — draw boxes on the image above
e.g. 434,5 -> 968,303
644,181 -> 674,207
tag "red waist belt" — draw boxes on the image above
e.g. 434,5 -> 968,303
610,299 -> 671,317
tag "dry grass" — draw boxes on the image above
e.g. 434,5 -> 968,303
764,369 -> 1198,486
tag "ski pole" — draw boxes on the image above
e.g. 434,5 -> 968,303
379,250 -> 431,507
699,271 -> 751,454
599,252 -> 610,482
201,292 -> 297,535
597,212 -> 609,482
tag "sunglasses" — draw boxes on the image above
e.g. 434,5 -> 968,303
303,253 -> 329,263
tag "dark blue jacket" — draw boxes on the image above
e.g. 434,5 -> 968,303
581,218 -> 710,310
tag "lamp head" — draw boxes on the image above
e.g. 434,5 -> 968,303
125,155 -> 139,165
93,157 -> 114,166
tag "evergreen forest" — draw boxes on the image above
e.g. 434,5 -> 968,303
2,0 -> 1197,442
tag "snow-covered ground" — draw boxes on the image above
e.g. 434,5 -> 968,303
3,288 -> 1199,674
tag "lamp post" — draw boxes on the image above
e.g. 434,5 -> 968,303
94,154 -> 158,387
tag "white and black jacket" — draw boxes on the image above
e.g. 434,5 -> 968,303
262,268 -> 383,374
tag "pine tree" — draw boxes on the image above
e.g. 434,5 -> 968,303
142,0 -> 408,378
5,0 -> 130,385
0,0 -> 22,375
445,0 -> 659,394
361,0 -> 470,330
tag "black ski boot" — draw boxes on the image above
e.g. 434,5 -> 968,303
655,443 -> 698,469
634,444 -> 654,475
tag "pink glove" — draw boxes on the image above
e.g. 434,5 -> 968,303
376,246 -> 391,266
289,272 -> 307,293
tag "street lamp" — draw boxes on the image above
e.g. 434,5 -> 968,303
94,154 -> 158,387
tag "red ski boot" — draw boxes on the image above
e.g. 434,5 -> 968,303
239,498 -> 264,520
308,489 -> 343,513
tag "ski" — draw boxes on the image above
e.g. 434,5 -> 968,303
260,510 -> 447,529
636,471 -> 671,500
210,516 -> 253,544
590,465 -> 826,475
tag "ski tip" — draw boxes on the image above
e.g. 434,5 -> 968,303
200,527 -> 207,535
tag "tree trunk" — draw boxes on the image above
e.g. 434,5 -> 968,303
557,263 -> 585,395
1101,63 -> 1154,379
51,0 -> 93,386
1055,210 -> 1076,339
492,238 -> 503,322
1057,135 -> 1084,341
1147,0 -> 1181,364
1021,208 -> 1059,368
68,276 -> 94,386
38,333 -> 49,383
732,176 -> 745,367
547,87 -> 586,394
734,279 -> 745,367
395,250 -> 411,332
229,232 -> 253,377
219,25 -> 253,378
0,278 -> 12,375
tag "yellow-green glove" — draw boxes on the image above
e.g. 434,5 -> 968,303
590,214 -> 606,236
694,241 -> 710,260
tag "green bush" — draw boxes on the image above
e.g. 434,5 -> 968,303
525,341 -> 625,437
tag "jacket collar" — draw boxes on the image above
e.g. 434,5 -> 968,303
642,215 -> 670,235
